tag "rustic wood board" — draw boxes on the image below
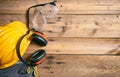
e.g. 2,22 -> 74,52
35,55 -> 120,77
0,0 -> 120,77
26,38 -> 120,55
0,0 -> 120,15
0,15 -> 120,37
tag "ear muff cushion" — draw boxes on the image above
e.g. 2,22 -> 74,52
28,50 -> 46,65
32,32 -> 48,46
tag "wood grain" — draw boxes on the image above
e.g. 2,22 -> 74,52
0,0 -> 120,15
26,38 -> 120,55
1,0 -> 120,77
0,15 -> 120,37
36,55 -> 120,77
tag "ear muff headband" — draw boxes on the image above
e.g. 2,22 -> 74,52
16,30 -> 47,66
16,30 -> 31,66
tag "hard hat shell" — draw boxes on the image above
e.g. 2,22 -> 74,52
0,21 -> 32,69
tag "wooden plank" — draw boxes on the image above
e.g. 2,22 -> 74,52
0,0 -> 120,15
0,15 -> 120,37
35,55 -> 120,77
26,38 -> 120,55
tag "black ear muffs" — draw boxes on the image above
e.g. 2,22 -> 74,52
28,49 -> 46,66
16,30 -> 47,66
16,1 -> 57,66
32,32 -> 48,46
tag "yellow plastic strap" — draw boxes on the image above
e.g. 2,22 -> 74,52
27,66 -> 38,77
27,66 -> 31,74
33,66 -> 38,77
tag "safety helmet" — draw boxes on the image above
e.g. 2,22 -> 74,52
0,21 -> 32,69
0,1 -> 57,69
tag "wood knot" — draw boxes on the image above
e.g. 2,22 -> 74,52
61,26 -> 68,33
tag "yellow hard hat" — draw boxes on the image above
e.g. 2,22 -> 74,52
0,21 -> 32,69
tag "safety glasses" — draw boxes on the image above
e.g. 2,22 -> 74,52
26,1 -> 58,32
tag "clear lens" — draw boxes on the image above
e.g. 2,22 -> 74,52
32,4 -> 58,32
40,4 -> 58,18
32,13 -> 46,32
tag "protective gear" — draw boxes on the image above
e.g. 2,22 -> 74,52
15,1 -> 58,67
0,21 -> 32,69
0,1 -> 58,77
32,3 -> 58,31
0,21 -> 47,69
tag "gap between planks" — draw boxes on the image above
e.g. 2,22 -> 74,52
0,0 -> 120,15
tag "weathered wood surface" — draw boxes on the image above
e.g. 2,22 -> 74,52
0,15 -> 120,37
0,0 -> 120,77
36,55 -> 120,77
0,0 -> 120,15
27,38 -> 120,55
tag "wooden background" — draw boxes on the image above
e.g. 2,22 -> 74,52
0,0 -> 120,77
